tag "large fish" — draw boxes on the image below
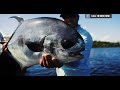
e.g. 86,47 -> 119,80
7,16 -> 85,69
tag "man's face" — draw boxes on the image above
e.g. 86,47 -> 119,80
63,16 -> 78,29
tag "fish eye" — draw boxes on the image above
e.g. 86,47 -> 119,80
25,41 -> 44,52
25,36 -> 46,52
61,39 -> 75,49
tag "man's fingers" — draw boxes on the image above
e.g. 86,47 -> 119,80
52,57 -> 63,68
44,54 -> 55,68
44,54 -> 52,61
42,58 -> 48,67
46,58 -> 55,68
39,56 -> 45,67
40,54 -> 54,68
40,54 -> 63,68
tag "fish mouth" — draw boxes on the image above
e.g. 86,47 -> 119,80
68,48 -> 84,58
67,44 -> 85,57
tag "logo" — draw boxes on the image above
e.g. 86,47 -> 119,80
85,14 -> 112,18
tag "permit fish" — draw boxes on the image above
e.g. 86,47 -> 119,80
7,16 -> 85,69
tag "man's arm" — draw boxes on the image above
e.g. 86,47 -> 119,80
0,45 -> 25,76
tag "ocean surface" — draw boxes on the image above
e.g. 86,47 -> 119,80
25,47 -> 120,76
90,47 -> 120,76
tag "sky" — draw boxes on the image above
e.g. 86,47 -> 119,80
0,14 -> 120,42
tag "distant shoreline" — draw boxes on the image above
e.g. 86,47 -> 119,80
92,41 -> 120,48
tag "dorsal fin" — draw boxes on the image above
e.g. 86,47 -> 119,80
9,16 -> 24,24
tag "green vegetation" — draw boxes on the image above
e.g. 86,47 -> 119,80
92,41 -> 120,48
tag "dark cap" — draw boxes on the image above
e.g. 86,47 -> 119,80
60,14 -> 79,18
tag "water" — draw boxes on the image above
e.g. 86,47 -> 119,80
25,47 -> 120,76
25,65 -> 57,76
90,47 -> 120,76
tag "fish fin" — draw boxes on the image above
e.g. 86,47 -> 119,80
9,16 -> 24,24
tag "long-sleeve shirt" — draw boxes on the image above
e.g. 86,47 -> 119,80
0,32 -> 5,54
0,32 -> 5,42
56,25 -> 93,76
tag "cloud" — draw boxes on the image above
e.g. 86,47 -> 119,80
91,33 -> 120,42
91,32 -> 111,42
90,33 -> 98,41
100,35 -> 111,41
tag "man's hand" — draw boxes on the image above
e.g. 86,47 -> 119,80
39,53 -> 63,68
0,41 -> 7,44
1,42 -> 9,54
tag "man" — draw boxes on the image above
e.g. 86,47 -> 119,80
0,32 -> 6,54
40,14 -> 93,76
0,14 -> 93,76
0,32 -> 5,43
0,32 -> 25,76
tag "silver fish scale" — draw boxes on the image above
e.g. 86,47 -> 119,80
8,17 -> 85,68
